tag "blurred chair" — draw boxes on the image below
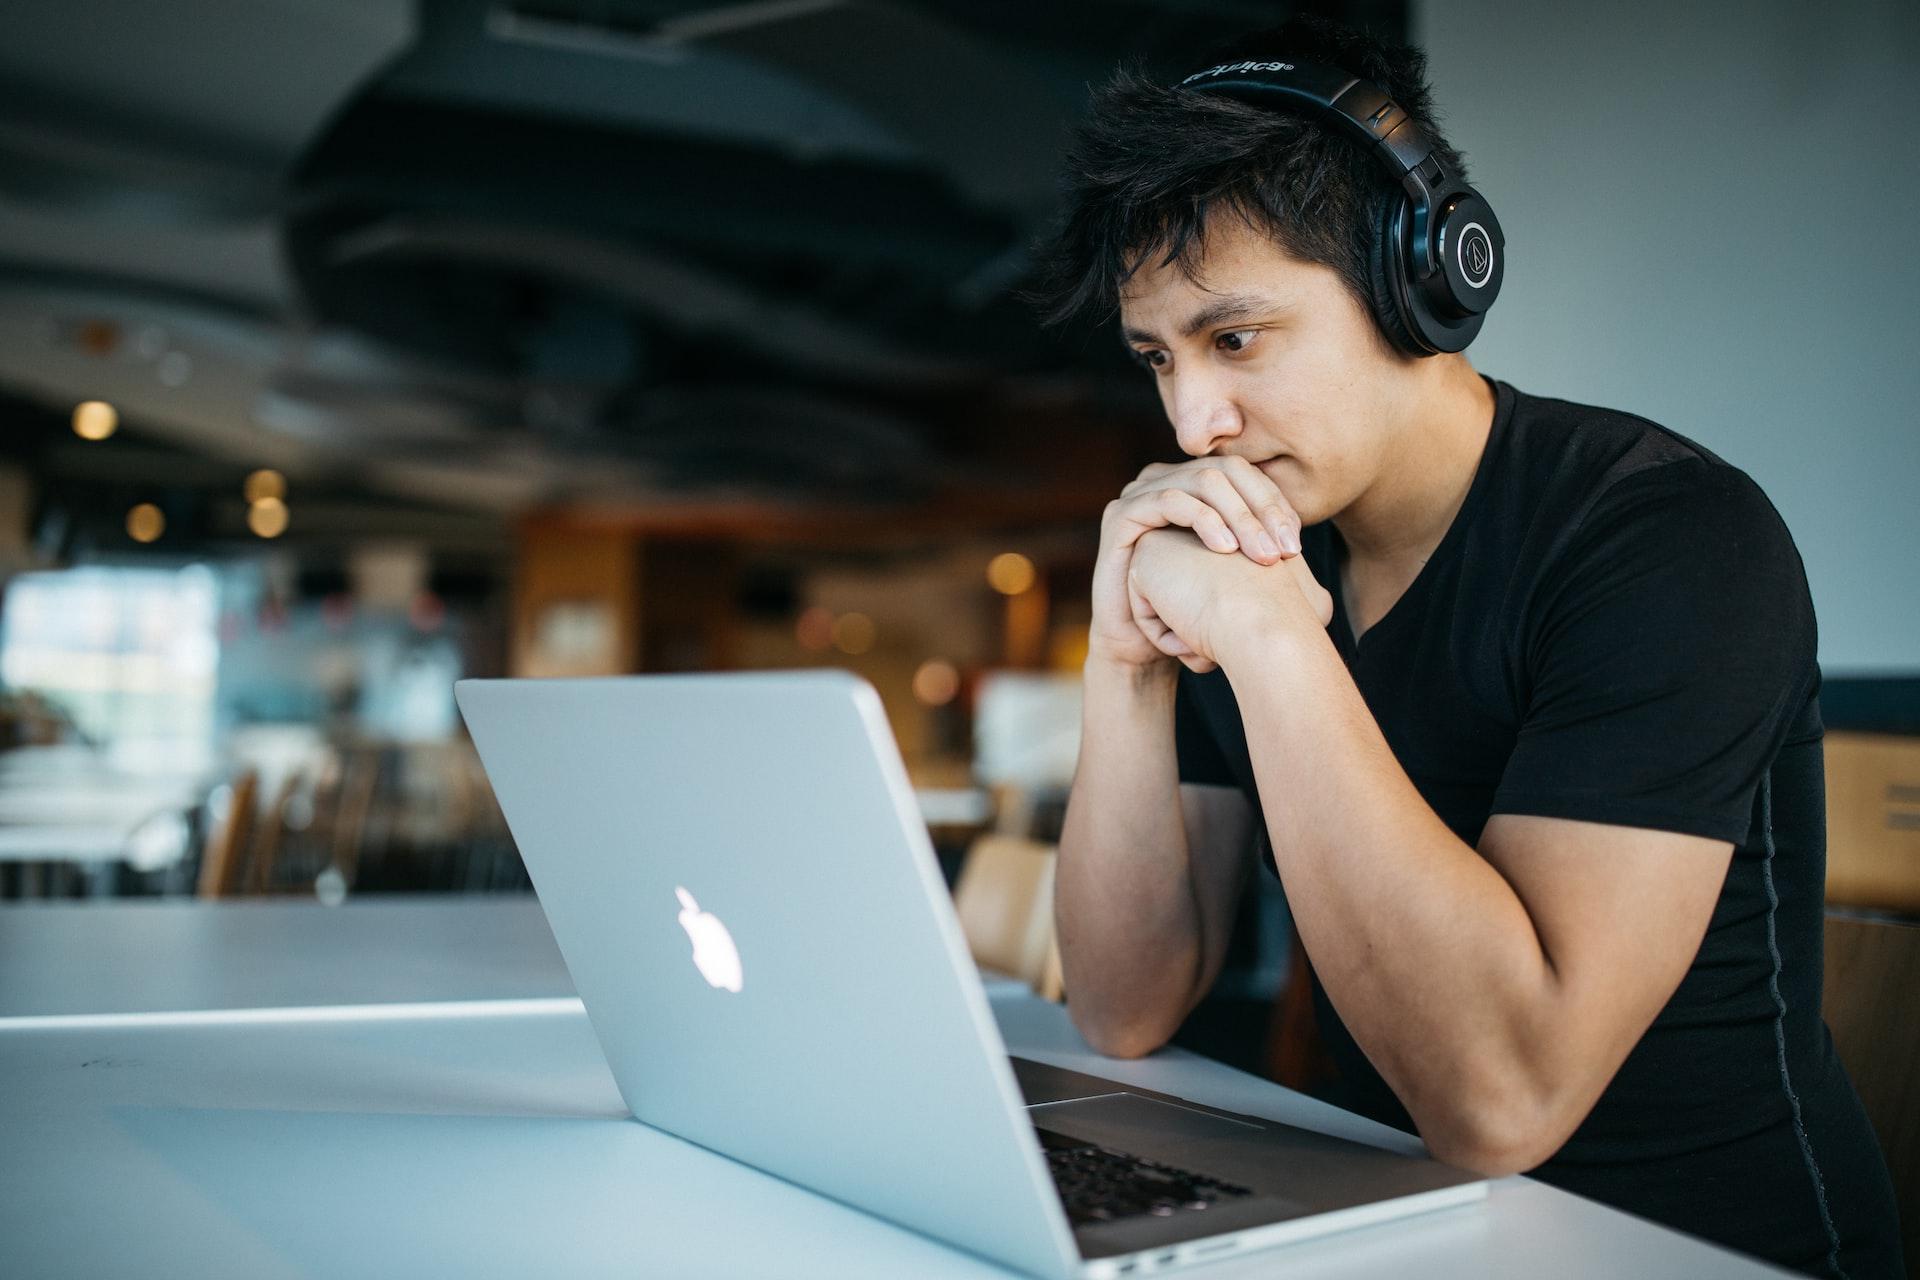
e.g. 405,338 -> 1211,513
953,834 -> 1062,1001
195,771 -> 259,899
329,747 -> 382,889
1263,935 -> 1337,1095
987,782 -> 1036,840
1824,731 -> 1920,913
1821,911 -> 1920,1276
242,770 -> 306,895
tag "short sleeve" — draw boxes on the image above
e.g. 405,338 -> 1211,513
1490,460 -> 1817,843
1175,668 -> 1240,788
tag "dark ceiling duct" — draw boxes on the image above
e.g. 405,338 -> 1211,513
282,75 -> 1024,386
323,215 -> 989,390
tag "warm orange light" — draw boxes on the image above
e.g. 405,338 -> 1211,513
243,469 -> 286,503
832,612 -> 876,655
912,659 -> 960,707
73,401 -> 118,441
247,496 -> 289,538
125,503 -> 164,543
987,552 -> 1036,596
77,320 -> 120,358
795,606 -> 835,651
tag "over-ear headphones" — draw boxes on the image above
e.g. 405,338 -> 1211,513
1176,58 -> 1503,357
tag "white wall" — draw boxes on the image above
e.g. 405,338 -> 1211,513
1417,0 -> 1919,673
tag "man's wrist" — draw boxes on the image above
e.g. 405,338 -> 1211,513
1082,648 -> 1180,702
1210,589 -> 1323,677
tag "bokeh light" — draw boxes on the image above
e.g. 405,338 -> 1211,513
832,612 -> 876,655
912,659 -> 960,707
73,400 -> 118,441
243,469 -> 286,503
987,551 -> 1036,596
795,605 -> 835,651
125,503 -> 164,543
247,496 -> 289,538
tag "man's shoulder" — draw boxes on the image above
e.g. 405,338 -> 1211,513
1494,381 -> 1783,542
1503,382 -> 1725,486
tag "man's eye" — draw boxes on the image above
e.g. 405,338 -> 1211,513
1133,348 -> 1168,371
1216,329 -> 1258,354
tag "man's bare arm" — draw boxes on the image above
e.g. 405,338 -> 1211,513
1055,659 -> 1257,1058
1199,570 -> 1730,1175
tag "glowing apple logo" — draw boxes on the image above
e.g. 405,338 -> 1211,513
675,887 -> 743,993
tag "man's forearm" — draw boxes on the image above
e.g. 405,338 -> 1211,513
1213,603 -> 1564,1170
1055,658 -> 1207,1056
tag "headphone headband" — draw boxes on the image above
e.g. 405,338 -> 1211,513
1174,56 -> 1503,356
1178,59 -> 1438,187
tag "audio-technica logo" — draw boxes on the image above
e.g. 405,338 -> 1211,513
1181,60 -> 1296,85
1459,223 -> 1494,289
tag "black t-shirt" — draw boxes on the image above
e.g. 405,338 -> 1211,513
1174,380 -> 1902,1279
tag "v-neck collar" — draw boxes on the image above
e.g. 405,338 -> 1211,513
1328,377 -> 1513,657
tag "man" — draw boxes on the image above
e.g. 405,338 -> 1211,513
1035,18 -> 1901,1279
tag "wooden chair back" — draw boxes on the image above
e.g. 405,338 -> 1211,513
195,771 -> 258,899
329,748 -> 381,889
243,770 -> 305,895
1822,911 -> 1920,1274
953,834 -> 1062,1001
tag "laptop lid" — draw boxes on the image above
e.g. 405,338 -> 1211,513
455,671 -> 1083,1280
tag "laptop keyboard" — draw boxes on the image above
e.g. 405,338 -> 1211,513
1036,1127 -> 1253,1228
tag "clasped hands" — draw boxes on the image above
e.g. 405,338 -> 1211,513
1091,456 -> 1334,675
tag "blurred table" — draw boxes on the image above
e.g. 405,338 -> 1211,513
0,746 -> 205,891
0,900 -> 1793,1278
0,825 -> 131,861
915,786 -> 994,828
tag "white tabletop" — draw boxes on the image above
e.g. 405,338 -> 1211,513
0,898 -> 575,1017
0,897 -> 1033,1019
0,824 -> 132,862
0,899 -> 1791,1279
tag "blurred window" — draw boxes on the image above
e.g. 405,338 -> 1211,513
0,565 -> 220,756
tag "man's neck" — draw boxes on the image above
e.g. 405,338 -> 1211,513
1333,357 -> 1497,572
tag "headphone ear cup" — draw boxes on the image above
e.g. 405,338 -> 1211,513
1366,193 -> 1429,357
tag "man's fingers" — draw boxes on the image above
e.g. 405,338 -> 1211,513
1115,457 -> 1303,562
1218,455 -> 1303,558
1126,572 -> 1182,655
1109,490 -> 1238,554
1178,655 -> 1219,675
1191,467 -> 1277,563
1120,460 -> 1178,497
1129,563 -> 1200,659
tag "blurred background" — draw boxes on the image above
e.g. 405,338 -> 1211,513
0,0 -> 1913,1076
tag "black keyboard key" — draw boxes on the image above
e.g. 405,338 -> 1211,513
1035,1127 -> 1253,1229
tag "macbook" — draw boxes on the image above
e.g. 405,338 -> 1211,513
454,671 -> 1484,1278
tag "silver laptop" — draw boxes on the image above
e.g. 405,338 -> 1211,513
454,671 -> 1484,1278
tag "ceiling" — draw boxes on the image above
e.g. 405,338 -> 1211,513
0,0 -> 1405,559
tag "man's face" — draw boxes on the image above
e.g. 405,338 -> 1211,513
1117,214 -> 1413,526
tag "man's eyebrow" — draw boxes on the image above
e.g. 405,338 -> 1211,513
1119,293 -> 1285,347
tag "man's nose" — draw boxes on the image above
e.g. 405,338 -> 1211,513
1169,371 -> 1243,457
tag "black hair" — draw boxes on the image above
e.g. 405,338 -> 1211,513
1029,16 -> 1468,345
